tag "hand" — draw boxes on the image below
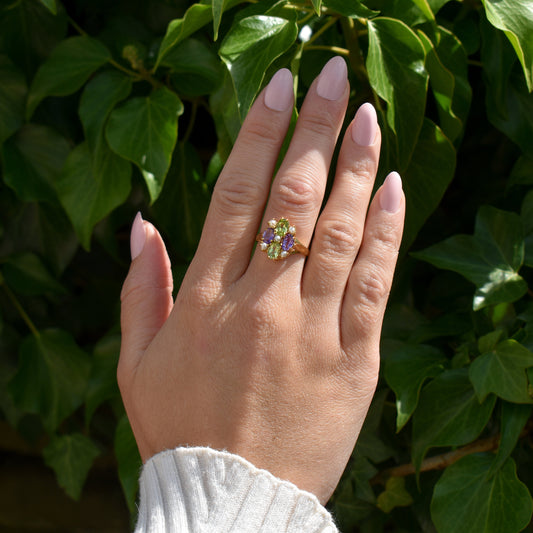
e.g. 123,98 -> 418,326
118,56 -> 405,504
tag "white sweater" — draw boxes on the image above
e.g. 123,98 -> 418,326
135,447 -> 338,532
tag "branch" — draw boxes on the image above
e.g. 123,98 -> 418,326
371,420 -> 533,485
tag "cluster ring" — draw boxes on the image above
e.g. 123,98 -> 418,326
256,218 -> 309,261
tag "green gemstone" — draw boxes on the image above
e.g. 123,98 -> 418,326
267,242 -> 281,260
274,218 -> 290,236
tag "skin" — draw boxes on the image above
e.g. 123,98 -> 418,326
118,59 -> 405,505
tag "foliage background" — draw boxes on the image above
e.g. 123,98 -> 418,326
1,0 -> 533,531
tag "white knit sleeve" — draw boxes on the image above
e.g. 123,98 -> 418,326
134,446 -> 338,533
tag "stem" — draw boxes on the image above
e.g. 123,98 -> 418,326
468,59 -> 483,67
305,45 -> 350,56
107,58 -> 142,80
371,420 -> 533,485
2,284 -> 40,338
298,11 -> 315,27
67,16 -> 88,36
182,101 -> 198,143
303,16 -> 338,47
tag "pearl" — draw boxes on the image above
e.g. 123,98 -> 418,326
274,235 -> 281,242
268,219 -> 277,228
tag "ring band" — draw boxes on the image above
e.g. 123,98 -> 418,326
256,218 -> 309,260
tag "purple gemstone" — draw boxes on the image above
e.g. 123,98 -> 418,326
262,228 -> 275,244
281,233 -> 294,251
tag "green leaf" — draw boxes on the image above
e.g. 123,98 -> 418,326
162,37 -> 224,96
1,124 -> 70,203
219,14 -> 298,120
106,87 -> 183,202
510,155 -> 533,187
55,142 -> 131,250
411,368 -> 496,470
0,55 -> 27,145
152,142 -> 210,260
377,476 -> 414,513
115,415 -> 142,513
43,433 -> 100,500
0,0 -> 68,79
85,334 -> 120,425
212,0 -> 227,40
431,454 -> 533,533
311,0 -> 321,16
490,402 -> 533,475
385,344 -> 448,432
79,70 -> 132,173
469,340 -> 533,404
209,69 -> 242,160
413,206 -> 527,310
2,252 -> 66,296
481,18 -> 533,159
8,329 -> 91,433
39,0 -> 57,15
321,0 -> 379,19
482,0 -> 533,92
402,118 -> 456,250
27,36 -> 111,119
411,0 -> 434,21
417,28 -> 470,144
427,0 -> 453,13
522,190 -> 533,267
367,17 -> 428,171
155,0 -> 242,69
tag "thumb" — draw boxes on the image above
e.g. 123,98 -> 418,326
119,212 -> 174,375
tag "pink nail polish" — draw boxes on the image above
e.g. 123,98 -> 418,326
352,103 -> 377,146
264,68 -> 293,112
130,211 -> 146,260
316,56 -> 348,101
380,172 -> 403,213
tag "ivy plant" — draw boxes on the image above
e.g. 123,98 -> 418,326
1,0 -> 532,531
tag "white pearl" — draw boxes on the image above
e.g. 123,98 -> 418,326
274,235 -> 281,242
289,226 -> 295,234
281,251 -> 288,258
260,243 -> 268,250
268,219 -> 277,228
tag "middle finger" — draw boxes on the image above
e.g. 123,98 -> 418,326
246,56 -> 350,280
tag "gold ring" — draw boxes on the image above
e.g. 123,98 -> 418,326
256,218 -> 309,260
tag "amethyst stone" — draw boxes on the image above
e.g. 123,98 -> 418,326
262,228 -> 275,244
281,233 -> 294,251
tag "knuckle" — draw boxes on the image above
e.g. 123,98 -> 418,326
319,218 -> 361,256
369,223 -> 401,254
213,172 -> 264,215
347,156 -> 377,184
357,269 -> 390,309
276,173 -> 321,212
299,110 -> 338,139
241,119 -> 283,150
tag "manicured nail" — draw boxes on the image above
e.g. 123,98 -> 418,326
352,103 -> 377,146
316,56 -> 347,101
130,211 -> 146,260
264,68 -> 293,112
380,172 -> 403,213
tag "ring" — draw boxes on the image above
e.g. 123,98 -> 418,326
256,218 -> 309,260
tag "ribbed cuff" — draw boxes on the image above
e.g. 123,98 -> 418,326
135,447 -> 338,533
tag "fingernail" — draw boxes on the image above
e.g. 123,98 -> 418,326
352,103 -> 377,146
380,172 -> 403,213
316,56 -> 347,101
130,211 -> 146,260
264,68 -> 293,112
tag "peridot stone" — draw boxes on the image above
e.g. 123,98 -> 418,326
267,242 -> 281,260
274,218 -> 290,236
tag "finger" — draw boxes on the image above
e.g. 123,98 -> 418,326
341,172 -> 405,357
302,103 -> 380,302
191,69 -> 294,283
118,213 -> 174,381
246,56 -> 349,274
